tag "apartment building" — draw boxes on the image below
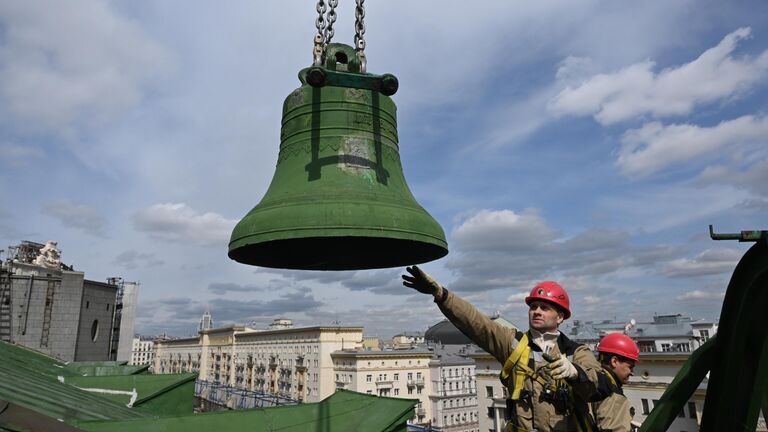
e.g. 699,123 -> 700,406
154,319 -> 364,404
567,314 -> 719,431
469,350 -> 507,432
154,335 -> 201,374
129,336 -> 155,365
429,345 -> 479,432
332,349 -> 434,425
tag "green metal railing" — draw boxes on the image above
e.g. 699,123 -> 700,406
639,227 -> 768,431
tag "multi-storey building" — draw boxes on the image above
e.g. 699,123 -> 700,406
130,336 -> 155,365
567,314 -> 719,431
391,332 -> 425,348
469,350 -> 507,432
568,315 -> 718,354
429,345 -> 479,432
154,335 -> 201,373
154,319 -> 364,404
332,348 -> 434,425
0,241 -> 136,362
425,315 -> 518,432
231,322 -> 363,402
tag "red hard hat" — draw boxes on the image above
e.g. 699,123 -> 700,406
525,281 -> 571,319
597,333 -> 640,362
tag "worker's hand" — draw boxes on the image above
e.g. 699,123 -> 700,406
402,266 -> 443,299
547,354 -> 578,380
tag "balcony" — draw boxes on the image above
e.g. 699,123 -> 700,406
375,379 -> 393,388
407,378 -> 425,387
416,407 -> 426,417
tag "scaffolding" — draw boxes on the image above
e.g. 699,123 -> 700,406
195,379 -> 300,411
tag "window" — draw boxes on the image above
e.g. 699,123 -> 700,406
416,372 -> 422,379
407,373 -> 413,380
486,386 -> 494,398
85,301 -> 90,309
688,402 -> 697,419
408,388 -> 413,395
394,388 -> 399,395
90,320 -> 99,342
394,373 -> 399,381
661,343 -> 671,352
366,374 -> 372,382
367,390 -> 372,394
487,407 -> 494,418
641,399 -> 650,415
700,330 -> 710,341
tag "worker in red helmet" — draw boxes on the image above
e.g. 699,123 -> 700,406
403,266 -> 601,432
590,333 -> 640,432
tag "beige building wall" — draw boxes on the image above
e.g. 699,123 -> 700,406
625,353 -> 705,431
470,352 -> 507,432
233,325 -> 363,403
154,335 -> 202,374
429,359 -> 479,432
130,337 -> 155,365
154,325 -> 364,403
332,350 -> 433,425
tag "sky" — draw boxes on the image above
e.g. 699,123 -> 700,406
1,1 -> 766,338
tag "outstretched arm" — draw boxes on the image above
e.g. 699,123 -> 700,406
403,266 -> 517,363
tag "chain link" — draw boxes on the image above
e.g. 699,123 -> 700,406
354,0 -> 366,72
324,0 -> 338,45
313,0 -> 327,65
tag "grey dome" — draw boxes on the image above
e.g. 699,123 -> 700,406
425,320 -> 473,345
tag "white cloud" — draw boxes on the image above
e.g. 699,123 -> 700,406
114,250 -> 165,270
550,27 -> 768,125
132,203 -> 237,247
664,248 -> 742,278
451,209 -> 558,252
0,0 -> 173,137
41,200 -> 107,237
617,115 -> 768,177
675,290 -> 725,301
507,292 -> 529,302
697,158 -> 768,198
445,209 -> 679,293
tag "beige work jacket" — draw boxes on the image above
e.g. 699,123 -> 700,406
591,369 -> 631,432
593,392 -> 631,432
438,290 -> 601,432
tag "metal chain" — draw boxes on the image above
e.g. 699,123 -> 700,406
354,0 -> 366,72
313,0 -> 327,65
324,0 -> 338,45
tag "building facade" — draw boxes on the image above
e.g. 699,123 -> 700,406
154,320 -> 364,404
567,314 -> 719,431
332,349 -> 434,426
391,332 -> 425,348
429,345 -> 479,432
129,336 -> 156,365
469,351 -> 507,432
0,254 -> 134,362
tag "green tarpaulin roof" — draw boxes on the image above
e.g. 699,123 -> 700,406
80,389 -> 416,432
0,342 -> 150,427
0,341 -> 418,432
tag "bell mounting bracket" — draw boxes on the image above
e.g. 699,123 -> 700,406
299,43 -> 398,96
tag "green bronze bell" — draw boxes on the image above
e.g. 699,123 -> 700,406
229,44 -> 448,270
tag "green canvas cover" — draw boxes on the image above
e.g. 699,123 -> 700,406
80,389 -> 417,432
64,362 -> 150,377
0,342 -> 150,427
63,374 -> 197,417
